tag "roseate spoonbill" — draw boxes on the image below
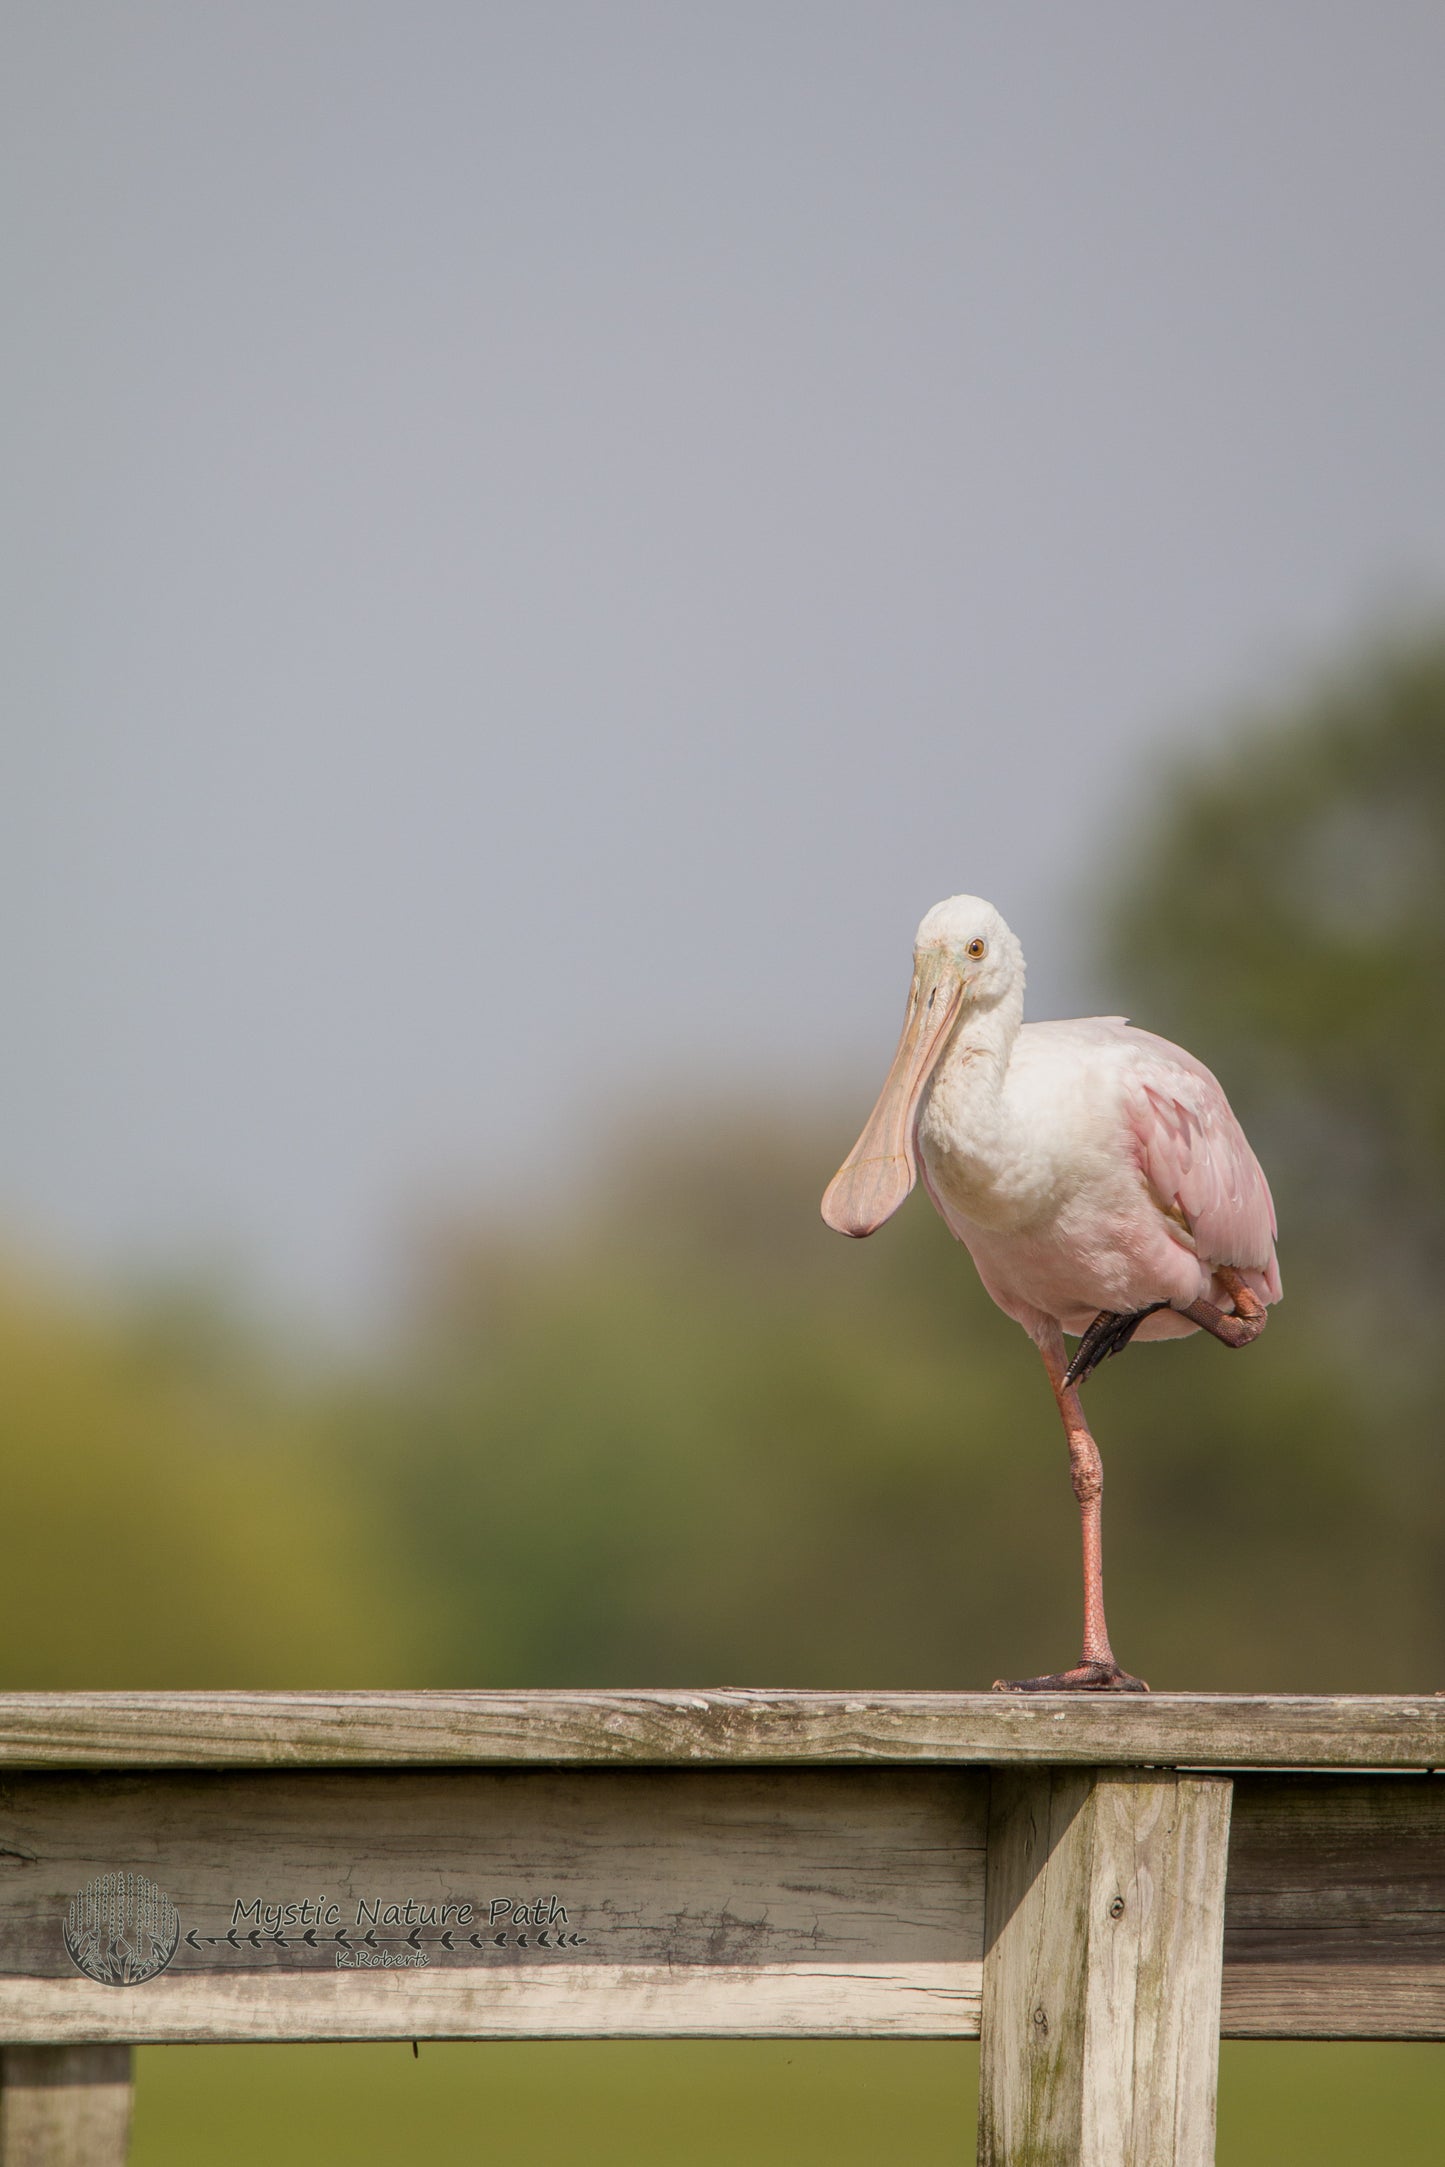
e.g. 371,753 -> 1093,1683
822,895 -> 1279,1693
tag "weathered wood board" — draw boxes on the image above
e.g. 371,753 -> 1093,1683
0,1692 -> 1441,1772
0,1768 -> 986,2043
979,1769 -> 1232,2167
1222,1774 -> 1445,2039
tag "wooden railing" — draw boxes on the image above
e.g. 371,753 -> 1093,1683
1,1691 -> 1443,2163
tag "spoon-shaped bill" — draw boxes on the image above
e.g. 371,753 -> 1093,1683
821,952 -> 965,1237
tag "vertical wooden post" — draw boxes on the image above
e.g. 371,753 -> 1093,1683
978,1766 -> 1232,2167
0,2047 -> 133,2167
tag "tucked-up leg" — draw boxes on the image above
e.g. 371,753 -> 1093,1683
1182,1265 -> 1268,1350
993,1325 -> 1148,1694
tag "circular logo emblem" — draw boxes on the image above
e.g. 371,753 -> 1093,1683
63,1871 -> 180,1987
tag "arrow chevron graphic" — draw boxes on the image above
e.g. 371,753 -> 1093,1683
173,1923 -> 588,1959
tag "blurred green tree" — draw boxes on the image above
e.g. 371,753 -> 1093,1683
0,1268 -> 433,1687
1106,630 -> 1445,1329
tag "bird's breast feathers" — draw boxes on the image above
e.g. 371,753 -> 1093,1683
917,1015 -> 1278,1319
920,1020 -> 1135,1232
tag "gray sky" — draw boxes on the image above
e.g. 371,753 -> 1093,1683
5,4 -> 1445,1322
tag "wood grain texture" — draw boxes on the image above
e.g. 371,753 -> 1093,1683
0,1767 -> 985,2044
978,1768 -> 1232,2167
0,2047 -> 132,2165
1221,1774 -> 1445,2038
0,1693 -> 1440,1772
1220,1964 -> 1445,2042
1083,1773 -> 1232,2163
0,1967 -> 980,2046
978,1766 -> 1095,2164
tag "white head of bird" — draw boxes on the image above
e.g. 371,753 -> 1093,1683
821,895 -> 1024,1240
914,894 -> 1026,1008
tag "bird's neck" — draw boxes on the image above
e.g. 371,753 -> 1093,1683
917,983 -> 1026,1210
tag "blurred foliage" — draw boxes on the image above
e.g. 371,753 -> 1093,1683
0,1266 -> 433,1687
1108,630 -> 1445,1328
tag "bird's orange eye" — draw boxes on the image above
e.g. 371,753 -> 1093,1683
966,938 -> 987,960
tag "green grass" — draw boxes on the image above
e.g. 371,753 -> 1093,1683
126,2039 -> 1445,2164
1218,2042 -> 1445,2164
128,2043 -> 976,2165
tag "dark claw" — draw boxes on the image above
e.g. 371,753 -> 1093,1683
992,1661 -> 1150,1693
1064,1303 -> 1171,1389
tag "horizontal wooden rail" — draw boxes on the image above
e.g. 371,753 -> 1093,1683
0,1690 -> 1440,1770
0,1761 -> 1441,2046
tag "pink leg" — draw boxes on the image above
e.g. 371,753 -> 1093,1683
992,1325 -> 1148,1693
1182,1264 -> 1268,1349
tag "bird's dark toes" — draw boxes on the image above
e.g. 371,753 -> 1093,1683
1064,1304 -> 1172,1389
992,1661 -> 1150,1694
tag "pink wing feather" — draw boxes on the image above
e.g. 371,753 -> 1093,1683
1117,1026 -> 1281,1301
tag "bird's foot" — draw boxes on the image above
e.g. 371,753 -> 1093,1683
1063,1304 -> 1171,1389
992,1660 -> 1149,1693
